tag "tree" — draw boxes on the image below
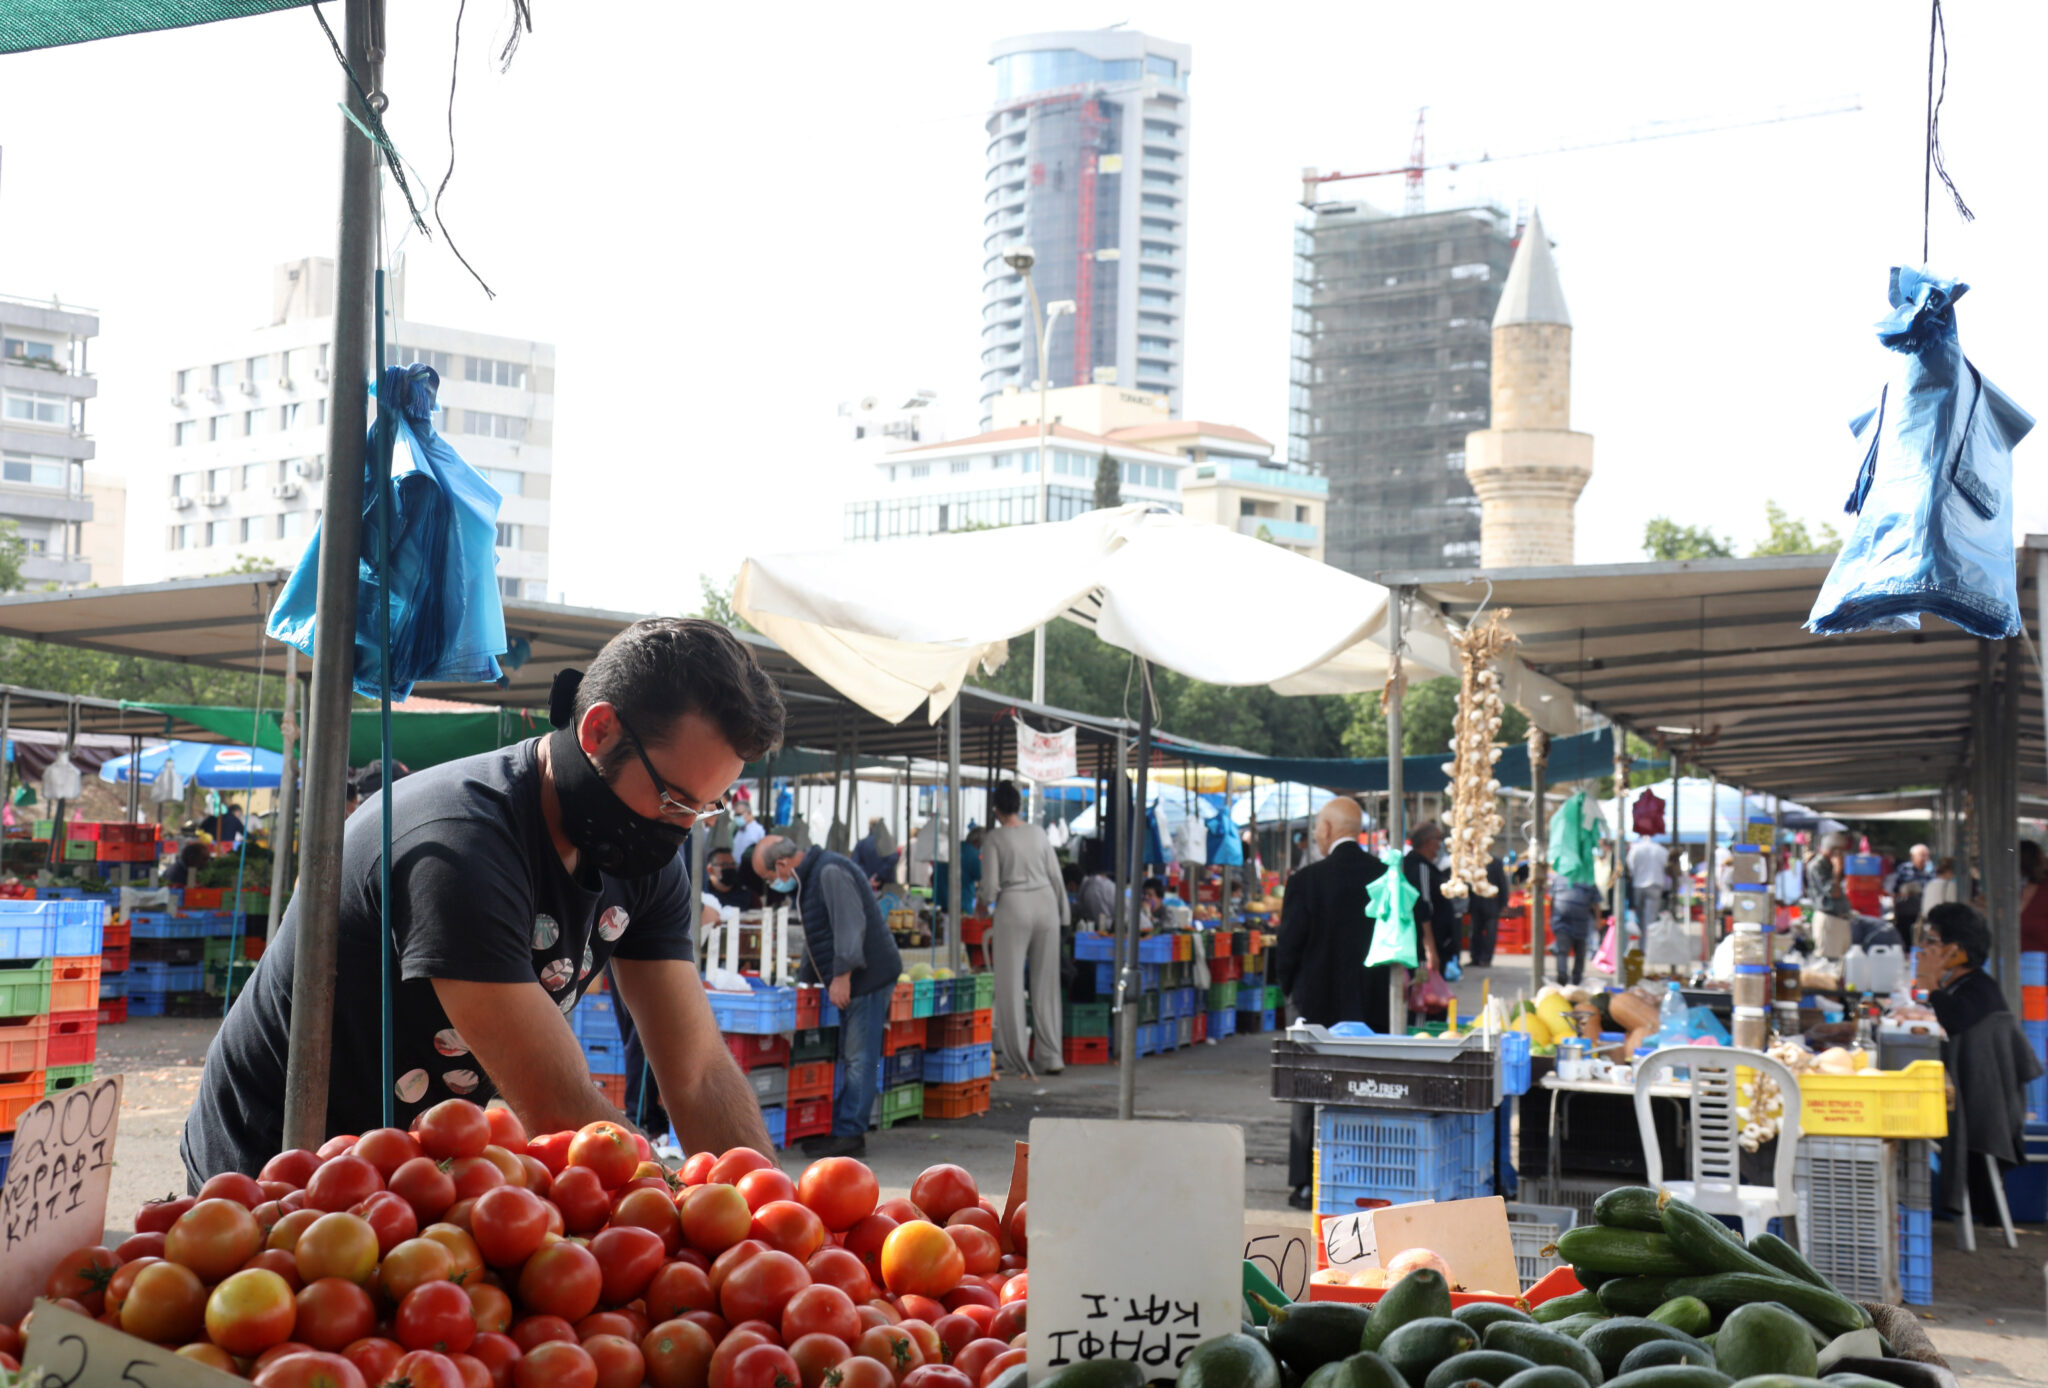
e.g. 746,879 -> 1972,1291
0,519 -> 23,594
1093,452 -> 1122,510
1642,517 -> 1733,561
208,554 -> 282,577
1342,676 -> 1527,759
1752,501 -> 1841,557
693,573 -> 752,632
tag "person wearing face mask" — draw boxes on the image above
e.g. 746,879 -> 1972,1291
731,799 -> 765,861
740,831 -> 901,1158
180,617 -> 783,1185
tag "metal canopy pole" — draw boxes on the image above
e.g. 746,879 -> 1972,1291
1529,729 -> 1550,994
946,699 -> 963,973
1611,723 -> 1628,942
1386,592 -> 1407,1032
1991,638 -> 2022,1008
266,646 -> 300,940
283,0 -> 381,1155
1117,665 -> 1152,1122
1704,774 -> 1720,958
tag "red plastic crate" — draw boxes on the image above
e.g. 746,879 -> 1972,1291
96,842 -> 155,862
928,1009 -> 993,1050
591,1072 -> 627,1108
882,1018 -> 922,1057
97,998 -> 127,1026
50,958 -> 101,1013
787,1060 -> 834,1103
0,1016 -> 47,1072
1061,1036 -> 1110,1066
48,1011 -> 96,1066
786,1097 -> 833,1142
1193,1011 -> 1208,1043
1212,956 -> 1240,982
183,887 -> 224,909
1212,932 -> 1232,958
723,1033 -> 791,1071
795,985 -> 824,1031
888,981 -> 915,1023
102,944 -> 130,974
922,1077 -> 991,1119
0,1070 -> 45,1129
102,921 -> 131,951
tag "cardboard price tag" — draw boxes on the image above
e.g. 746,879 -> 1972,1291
1025,1119 -> 1242,1384
1372,1198 -> 1521,1297
0,1077 -> 122,1326
22,1298 -> 240,1388
1319,1199 -> 1435,1271
1242,1222 -> 1312,1302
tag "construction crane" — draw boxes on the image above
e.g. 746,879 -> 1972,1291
1301,97 -> 1862,210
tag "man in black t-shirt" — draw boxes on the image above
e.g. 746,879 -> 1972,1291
182,618 -> 785,1183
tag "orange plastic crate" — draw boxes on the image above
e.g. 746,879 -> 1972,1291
2025,985 -> 2047,1022
888,981 -> 915,1023
47,1011 -> 96,1066
0,1070 -> 45,1129
929,1009 -> 993,1050
922,1077 -> 990,1120
50,958 -> 101,1013
1212,933 -> 1232,958
0,1016 -> 47,1072
787,1060 -> 834,1103
882,1018 -> 922,1057
1061,1036 -> 1110,1066
591,1072 -> 628,1108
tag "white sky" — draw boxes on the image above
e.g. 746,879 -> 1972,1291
2,0 -> 2042,613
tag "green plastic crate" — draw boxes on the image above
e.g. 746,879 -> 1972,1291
1207,981 -> 1239,1010
0,959 -> 54,1016
202,936 -> 256,966
971,973 -> 994,1011
63,839 -> 97,862
879,1082 -> 922,1129
1139,991 -> 1159,1023
1264,984 -> 1282,1010
791,1027 -> 838,1064
205,958 -> 256,999
1064,1000 -> 1111,1037
44,1063 -> 94,1095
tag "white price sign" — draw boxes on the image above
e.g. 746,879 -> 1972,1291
1017,724 -> 1077,784
0,1077 -> 122,1326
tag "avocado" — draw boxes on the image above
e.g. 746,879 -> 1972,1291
1714,1305 -> 1817,1383
1482,1321 -> 1605,1386
1420,1351 -> 1538,1388
1179,1333 -> 1286,1388
1262,1299 -> 1376,1376
1379,1318 -> 1480,1385
1454,1305 -> 1535,1336
1037,1360 -> 1144,1388
1361,1271 -> 1455,1354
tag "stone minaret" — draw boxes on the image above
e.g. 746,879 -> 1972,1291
1464,208 -> 1593,567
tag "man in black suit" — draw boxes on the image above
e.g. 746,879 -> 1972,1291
1405,820 -> 1454,975
1274,795 -> 1388,1210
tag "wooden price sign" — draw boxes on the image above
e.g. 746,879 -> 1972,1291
1025,1118 -> 1243,1385
0,1077 -> 123,1326
21,1298 -> 240,1388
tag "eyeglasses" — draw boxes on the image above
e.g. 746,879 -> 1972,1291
613,713 -> 729,823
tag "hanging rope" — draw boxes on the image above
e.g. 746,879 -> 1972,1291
309,1 -> 429,239
1922,0 -> 1974,262
435,0 -> 497,300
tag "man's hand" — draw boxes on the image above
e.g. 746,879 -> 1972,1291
828,973 -> 851,1010
612,957 -> 773,1157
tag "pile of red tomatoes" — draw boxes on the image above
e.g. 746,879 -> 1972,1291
5,1099 -> 1029,1388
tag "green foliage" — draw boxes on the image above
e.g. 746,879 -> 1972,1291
0,519 -> 23,594
694,573 -> 753,632
1093,452 -> 1122,510
0,638 -> 268,704
208,554 -> 281,576
1643,517 -> 1734,561
1342,676 -> 1528,759
1751,501 -> 1842,556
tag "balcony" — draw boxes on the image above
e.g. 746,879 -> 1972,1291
1198,459 -> 1329,496
1238,516 -> 1319,546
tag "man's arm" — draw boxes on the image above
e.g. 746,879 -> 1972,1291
612,957 -> 773,1157
432,979 -> 632,1136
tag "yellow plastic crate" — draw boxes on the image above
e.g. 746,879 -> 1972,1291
1797,1059 -> 1947,1138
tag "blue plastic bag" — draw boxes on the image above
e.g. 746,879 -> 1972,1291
1808,268 -> 2035,639
268,365 -> 507,699
1204,807 -> 1243,866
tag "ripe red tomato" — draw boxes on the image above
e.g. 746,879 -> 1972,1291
832,1358 -> 898,1388
472,1185 -> 551,1269
244,1246 -> 307,1290
519,1156 -> 555,1198
880,1223 -> 965,1299
902,1368 -> 971,1388
985,1304 -> 1023,1345
451,1353 -> 495,1388
354,1127 -> 427,1180
855,1325 -> 924,1385
352,1189 -> 420,1256
567,1121 -> 640,1190
646,1260 -> 717,1321
1000,1204 -> 1024,1257
281,1189 -> 311,1213
795,1158 -> 879,1233
736,1168 -> 795,1212
167,1197 -> 265,1281
518,1241 -> 603,1323
451,1155 -> 509,1202
307,1155 -> 384,1213
975,1350 -> 1024,1388
113,1231 -> 165,1263
511,1316 -> 580,1352
806,1248 -> 875,1305
680,1183 -> 755,1256
486,1105 -> 529,1154
942,1207 -> 1002,1243
576,1312 -> 640,1343
943,1227 -> 1000,1279
135,1195 -> 196,1234
201,1170 -> 269,1208
873,1199 -> 924,1225
897,1321 -> 942,1369
720,1249 -> 810,1325
268,1207 -> 324,1253
729,1344 -> 802,1388
641,1318 -> 716,1388
257,1344 -> 320,1372
729,1320 -> 784,1347
295,1277 -> 376,1351
897,1298 -> 945,1328
104,1257 -> 160,1319
419,1099 -> 495,1161
709,1239 -> 770,1299
552,1165 -> 613,1237
206,1267 -> 299,1356
589,1225 -> 667,1306
858,1303 -> 899,1331
751,1200 -> 827,1261
179,1343 -> 240,1374
583,1334 -> 645,1388
398,1280 -> 479,1355
610,1186 -> 682,1255
949,1340 -> 1008,1387
255,1351 -> 369,1388
264,1150 -> 324,1187
43,1245 -> 118,1315
707,1147 -> 775,1186
786,1333 -> 850,1388
295,1212 -> 381,1285
514,1341 -> 598,1388
997,1273 -> 1025,1307
940,1286 -> 996,1314
527,1131 -> 574,1176
780,1284 -> 860,1345
679,1152 -> 716,1186
481,1144 -> 529,1189
471,1333 -> 523,1388
930,1315 -> 981,1363
393,1349 -> 470,1388
468,1283 -> 515,1336
843,1215 -> 899,1281
707,1328 -> 776,1388
342,1337 -> 405,1386
119,1260 -> 207,1343
906,1168 -> 977,1226
388,1156 -> 459,1226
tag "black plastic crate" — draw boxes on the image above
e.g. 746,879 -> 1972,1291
1270,1037 -> 1498,1113
132,937 -> 206,965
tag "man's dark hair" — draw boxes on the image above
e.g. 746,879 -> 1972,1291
1925,901 -> 1992,967
991,780 -> 1022,817
1411,820 -> 1444,850
1143,876 -> 1167,899
1061,862 -> 1083,890
710,847 -> 735,863
178,843 -> 209,870
575,618 -> 784,770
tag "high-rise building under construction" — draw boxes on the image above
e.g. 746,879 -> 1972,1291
980,30 -> 1192,425
1289,200 -> 1516,575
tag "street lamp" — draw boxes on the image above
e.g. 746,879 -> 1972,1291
1003,244 -> 1074,824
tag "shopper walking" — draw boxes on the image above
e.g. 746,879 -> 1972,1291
1808,834 -> 1853,959
1626,834 -> 1669,950
1465,852 -> 1509,967
978,780 -> 1069,1075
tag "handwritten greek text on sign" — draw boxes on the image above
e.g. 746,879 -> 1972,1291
24,1296 -> 240,1388
1026,1118 -> 1242,1384
0,1076 -> 122,1326
1017,725 -> 1077,784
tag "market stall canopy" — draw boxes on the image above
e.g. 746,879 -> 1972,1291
4,726 -> 166,782
733,506 -> 1582,733
1597,777 -> 1814,845
0,0 -> 310,53
100,739 -> 285,789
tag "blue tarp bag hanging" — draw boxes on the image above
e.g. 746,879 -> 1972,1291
1807,268 -> 2035,640
1205,806 -> 1243,866
268,365 -> 508,699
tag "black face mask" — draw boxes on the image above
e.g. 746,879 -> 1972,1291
547,725 -> 690,879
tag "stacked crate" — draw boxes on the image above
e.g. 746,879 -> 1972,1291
129,908 -> 223,1017
921,976 -> 994,1118
1067,926 -> 1275,1058
1843,852 -> 1884,919
2023,952 -> 2047,1124
1896,1140 -> 1934,1305
0,897 -> 108,1130
571,985 -> 627,1109
100,906 -> 131,1025
1795,1136 -> 1901,1304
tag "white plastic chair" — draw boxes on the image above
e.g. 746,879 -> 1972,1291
1632,1044 -> 1802,1242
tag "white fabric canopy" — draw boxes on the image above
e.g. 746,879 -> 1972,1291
736,506 -> 1581,731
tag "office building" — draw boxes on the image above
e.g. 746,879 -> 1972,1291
980,29 -> 1192,424
1139,420 -> 1327,562
0,295 -> 100,587
1289,200 -> 1515,575
143,258 -> 555,596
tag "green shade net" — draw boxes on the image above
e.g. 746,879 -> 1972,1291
1,0 -> 311,53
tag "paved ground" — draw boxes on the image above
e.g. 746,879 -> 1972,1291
93,953 -> 2045,1383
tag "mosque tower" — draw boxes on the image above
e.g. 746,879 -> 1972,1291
1463,208 -> 1593,567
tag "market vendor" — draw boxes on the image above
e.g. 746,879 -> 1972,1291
181,617 -> 781,1184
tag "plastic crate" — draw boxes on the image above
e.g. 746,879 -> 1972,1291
791,1027 -> 837,1063
97,998 -> 127,1026
0,1070 -> 45,1130
878,1082 -> 922,1129
1063,1036 -> 1110,1066
925,1043 -> 992,1084
0,959 -> 53,1018
788,1060 -> 834,1103
795,985 -> 824,1031
923,1077 -> 991,1119
2022,951 -> 2047,986
749,1065 -> 789,1108
43,1063 -> 93,1095
1799,1060 -> 1947,1137
1207,1008 -> 1236,1039
1315,1107 -> 1495,1210
1506,1203 -> 1579,1290
706,980 -> 797,1035
133,936 -> 205,964
888,981 -> 915,1023
1897,1206 -> 1933,1305
100,944 -> 129,974
580,1035 -> 624,1072
1134,1021 -> 1159,1057
1176,1015 -> 1193,1049
129,959 -> 203,993
929,1010 -> 993,1050
1212,956 -> 1240,983
883,1018 -> 923,1056
1207,981 -> 1239,1011
970,973 -> 994,1011
1272,1033 -> 1504,1113
0,898 -> 105,957
1137,935 -> 1171,964
592,1072 -> 627,1108
1073,932 -> 1114,962
1237,1007 -> 1267,1035
46,1012 -> 95,1066
204,958 -> 256,1001
907,977 -> 935,1019
98,974 -> 127,1000
101,920 -> 130,952
1794,1136 -> 1900,1304
786,1097 -> 833,1142
882,1048 -> 923,1088
128,914 -> 209,939
1193,1010 -> 1207,1044
0,1132 -> 9,1186
1064,1000 -> 1111,1037
0,1016 -> 46,1072
126,991 -> 165,1018
1897,1139 -> 1935,1210
1502,1030 -> 1532,1097
723,1032 -> 791,1072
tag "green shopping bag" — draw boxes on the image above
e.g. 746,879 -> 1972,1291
1364,866 -> 1419,969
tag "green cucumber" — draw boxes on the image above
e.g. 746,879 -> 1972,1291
1592,1189 -> 1668,1233
1554,1228 -> 1700,1278
1577,1320 -> 1705,1377
1178,1333 -> 1286,1388
1617,1342 -> 1716,1375
1362,1271 -> 1455,1353
1481,1322 -> 1605,1386
1546,1315 -> 1610,1341
1714,1306 -> 1817,1382
1532,1293 -> 1604,1325
1745,1235 -> 1832,1291
1499,1370 -> 1594,1388
1261,1299 -> 1376,1375
1646,1299 -> 1712,1338
1599,1370 -> 1730,1388
1595,1278 -> 1680,1318
1658,1274 -> 1869,1339
1379,1319 -> 1480,1385
1455,1305 -> 1535,1336
1573,1269 -> 1620,1291
1422,1352 -> 1537,1388
1655,1198 -> 1784,1280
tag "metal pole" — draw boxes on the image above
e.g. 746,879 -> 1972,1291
1529,728 -> 1550,994
1994,638 -> 2023,1008
1705,773 -> 1720,958
1117,662 -> 1152,1122
1612,723 -> 1628,943
1112,723 -> 1130,979
0,694 -> 9,835
689,815 -> 710,960
1386,591 -> 1408,1031
1024,266 -> 1049,830
282,0 -> 381,1155
266,646 -> 300,939
947,699 -> 963,973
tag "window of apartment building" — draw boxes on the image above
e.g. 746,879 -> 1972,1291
206,468 -> 231,497
245,409 -> 265,436
1138,290 -> 1175,309
211,362 -> 234,389
1141,193 -> 1179,211
175,368 -> 192,394
1295,505 -> 1309,523
1142,170 -> 1178,186
317,343 -> 329,372
950,459 -> 969,475
481,466 -> 523,496
3,391 -> 68,426
242,462 -> 267,489
992,452 -> 1012,469
281,402 -> 305,430
205,521 -> 229,547
498,576 -> 521,599
464,356 -> 528,389
173,421 -> 198,447
908,463 -> 929,479
1138,336 -> 1174,353
239,517 -> 259,543
523,580 -> 546,601
171,472 -> 196,497
461,410 -> 526,442
1139,265 -> 1174,284
495,523 -> 522,549
209,415 -> 230,442
1,452 -> 65,488
171,524 -> 195,550
279,511 -> 305,540
1239,499 -> 1259,517
3,337 -> 56,363
246,354 -> 269,382
389,345 -> 453,376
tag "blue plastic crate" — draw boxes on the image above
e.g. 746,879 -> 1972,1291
762,1105 -> 786,1150
1897,1207 -> 1933,1305
1174,986 -> 1197,1020
1073,933 -> 1114,962
581,1036 -> 624,1071
99,975 -> 128,1000
2022,951 -> 2047,986
129,959 -> 203,992
1315,1107 -> 1493,1210
1240,970 -> 1264,992
706,980 -> 798,1034
2029,1069 -> 2048,1125
882,1047 -> 923,1088
926,1043 -> 992,1084
1261,1008 -> 1277,1031
128,914 -> 212,939
1158,989 -> 1178,1023
1091,962 -> 1114,995
1137,935 -> 1171,964
1207,1008 -> 1236,1039
1453,1113 -> 1496,1198
1846,854 -> 1883,876
1136,1022 -> 1159,1057
1139,963 -> 1162,992
128,990 -> 167,1017
0,1133 -> 9,1188
0,898 -> 106,956
1502,1031 -> 1532,1096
